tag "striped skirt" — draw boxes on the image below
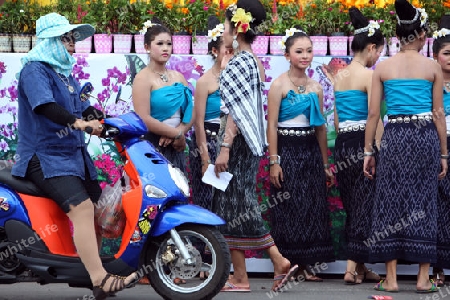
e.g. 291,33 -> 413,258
368,121 -> 439,263
335,130 -> 376,263
269,128 -> 335,265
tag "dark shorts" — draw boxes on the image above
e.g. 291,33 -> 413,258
26,155 -> 102,214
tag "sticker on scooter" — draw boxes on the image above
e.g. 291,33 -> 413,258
142,205 -> 158,221
0,197 -> 9,211
130,226 -> 142,244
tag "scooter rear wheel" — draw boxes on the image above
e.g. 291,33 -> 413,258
144,224 -> 230,300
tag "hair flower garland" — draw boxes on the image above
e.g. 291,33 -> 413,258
433,28 -> 450,39
230,7 -> 254,33
396,7 -> 428,27
354,20 -> 380,37
139,20 -> 159,35
279,28 -> 306,50
208,23 -> 225,43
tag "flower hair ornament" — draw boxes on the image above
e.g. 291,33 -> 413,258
228,4 -> 254,33
208,23 -> 225,43
396,8 -> 428,27
354,20 -> 380,37
433,28 -> 450,39
279,28 -> 306,51
139,20 -> 160,35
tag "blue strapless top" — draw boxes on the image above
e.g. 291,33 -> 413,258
150,83 -> 193,123
205,90 -> 221,121
334,90 -> 368,122
278,91 -> 325,127
444,89 -> 450,116
383,79 -> 432,115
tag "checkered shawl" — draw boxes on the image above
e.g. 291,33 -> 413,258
220,51 -> 267,157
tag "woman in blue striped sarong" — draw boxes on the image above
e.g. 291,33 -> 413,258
431,14 -> 450,287
364,0 -> 447,293
333,8 -> 384,285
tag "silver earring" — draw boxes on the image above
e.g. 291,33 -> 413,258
147,50 -> 150,53
232,35 -> 239,52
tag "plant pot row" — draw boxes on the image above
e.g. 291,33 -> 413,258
0,34 -> 38,53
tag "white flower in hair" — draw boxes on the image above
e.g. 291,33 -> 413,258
279,28 -> 306,50
354,20 -> 380,37
433,28 -> 450,39
418,8 -> 428,27
208,23 -> 225,43
140,20 -> 157,35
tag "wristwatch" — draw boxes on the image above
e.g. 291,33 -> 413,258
269,155 -> 280,166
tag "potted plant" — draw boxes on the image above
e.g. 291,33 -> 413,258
303,0 -> 333,56
88,0 -> 114,53
186,0 -> 219,54
0,2 -> 13,53
164,3 -> 192,54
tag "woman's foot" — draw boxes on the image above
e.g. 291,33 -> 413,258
173,277 -> 187,285
272,258 -> 299,291
356,264 -> 381,283
93,272 -> 139,300
199,271 -> 209,280
296,265 -> 323,282
374,279 -> 399,292
344,270 -> 362,285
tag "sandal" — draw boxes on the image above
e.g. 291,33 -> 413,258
173,277 -> 187,285
344,270 -> 362,285
433,268 -> 445,287
93,274 -> 126,300
356,264 -> 382,283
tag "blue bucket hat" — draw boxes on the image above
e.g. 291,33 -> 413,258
36,13 -> 95,42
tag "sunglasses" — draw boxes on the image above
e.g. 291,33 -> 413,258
60,32 -> 75,44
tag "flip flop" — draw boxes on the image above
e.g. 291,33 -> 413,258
374,279 -> 399,293
221,281 -> 251,292
368,296 -> 393,300
272,264 -> 299,292
416,279 -> 440,293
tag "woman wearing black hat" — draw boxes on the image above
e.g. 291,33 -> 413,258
364,0 -> 447,294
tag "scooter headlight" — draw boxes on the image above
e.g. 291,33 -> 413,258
145,185 -> 167,198
168,164 -> 190,197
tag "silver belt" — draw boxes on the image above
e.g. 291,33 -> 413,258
277,128 -> 315,136
447,130 -> 450,136
205,129 -> 217,137
387,114 -> 433,124
338,124 -> 366,134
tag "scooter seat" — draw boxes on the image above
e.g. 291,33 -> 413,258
0,164 -> 46,197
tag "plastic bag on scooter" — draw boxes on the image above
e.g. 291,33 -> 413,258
94,177 -> 127,239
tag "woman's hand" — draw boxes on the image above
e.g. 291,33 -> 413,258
159,136 -> 174,148
270,164 -> 283,189
439,158 -> 448,180
363,156 -> 376,179
172,135 -> 186,152
324,167 -> 334,185
201,156 -> 211,176
214,150 -> 229,177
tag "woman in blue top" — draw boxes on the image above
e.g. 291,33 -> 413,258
364,0 -> 447,293
267,27 -> 335,282
132,18 -> 193,174
431,14 -> 450,287
11,13 -> 137,299
334,8 -> 384,285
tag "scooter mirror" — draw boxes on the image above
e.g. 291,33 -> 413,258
79,82 -> 94,102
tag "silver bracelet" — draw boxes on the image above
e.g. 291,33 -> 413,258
363,151 -> 375,157
220,142 -> 231,149
174,130 -> 183,140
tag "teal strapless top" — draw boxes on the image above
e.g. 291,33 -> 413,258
205,90 -> 221,121
335,90 -> 368,122
150,83 -> 193,123
278,91 -> 325,127
444,89 -> 450,116
384,79 -> 432,115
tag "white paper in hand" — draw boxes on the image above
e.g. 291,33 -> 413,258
201,164 -> 233,192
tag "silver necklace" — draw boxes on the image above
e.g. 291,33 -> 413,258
445,82 -> 450,91
288,69 -> 307,94
212,66 -> 221,83
353,60 -> 366,68
152,68 -> 169,83
56,73 -> 74,93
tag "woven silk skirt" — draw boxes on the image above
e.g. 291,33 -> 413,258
368,121 -> 439,263
187,122 -> 219,210
335,130 -> 376,263
143,132 -> 186,173
269,128 -> 335,265
211,115 -> 274,251
436,136 -> 450,268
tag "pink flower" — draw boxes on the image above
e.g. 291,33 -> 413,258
389,11 -> 395,15
203,6 -> 208,10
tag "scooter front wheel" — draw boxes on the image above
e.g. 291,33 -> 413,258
144,224 -> 230,300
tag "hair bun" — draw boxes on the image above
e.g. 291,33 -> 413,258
208,16 -> 221,31
236,0 -> 266,27
349,7 -> 369,30
395,0 -> 418,21
439,14 -> 450,30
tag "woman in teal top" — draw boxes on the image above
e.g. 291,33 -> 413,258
364,0 -> 447,293
333,8 -> 384,285
132,18 -> 193,174
431,14 -> 450,287
267,27 -> 335,282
